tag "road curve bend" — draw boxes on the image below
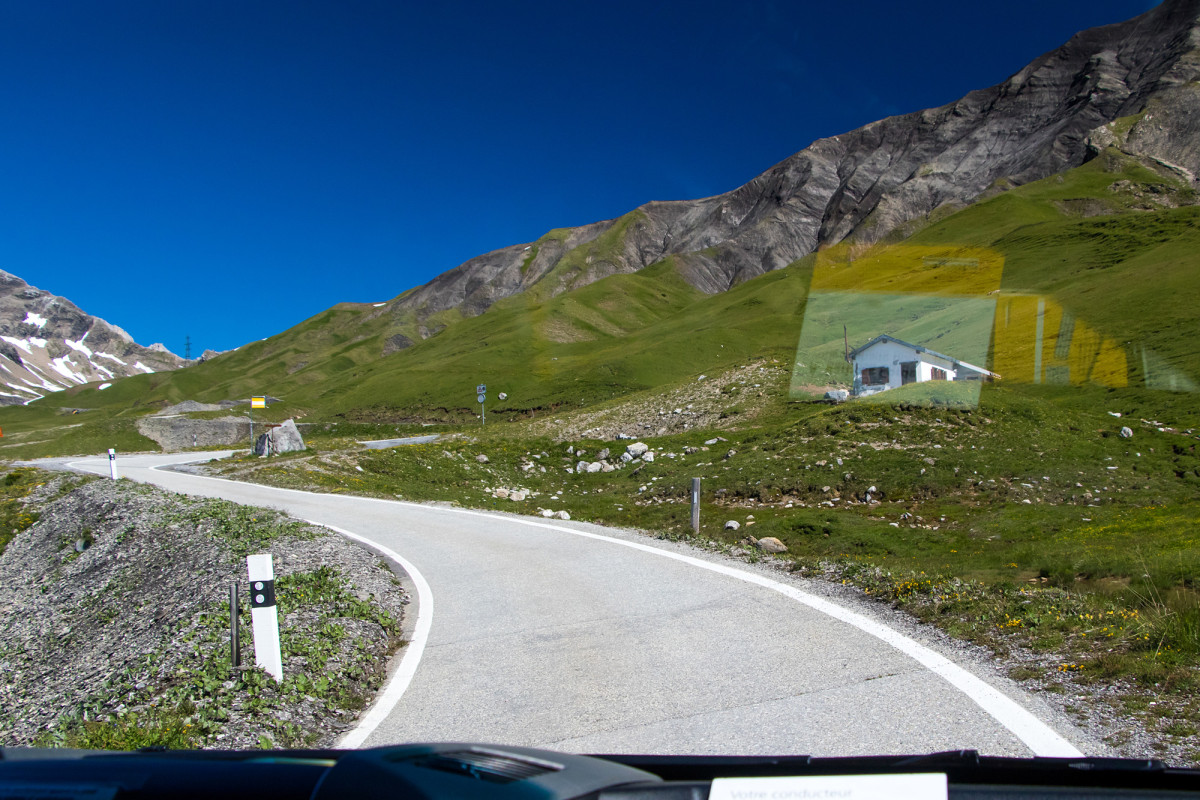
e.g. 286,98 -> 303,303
52,451 -> 1090,757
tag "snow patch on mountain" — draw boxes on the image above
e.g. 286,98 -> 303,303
64,337 -> 93,359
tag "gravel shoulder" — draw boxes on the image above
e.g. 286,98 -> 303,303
0,471 -> 408,749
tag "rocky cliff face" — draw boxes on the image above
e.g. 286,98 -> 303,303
386,0 -> 1200,326
0,271 -> 190,405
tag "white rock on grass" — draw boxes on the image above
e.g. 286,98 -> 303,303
556,511 -> 570,521
756,537 -> 787,553
643,451 -> 655,462
476,454 -> 489,463
724,520 -> 740,531
626,442 -> 649,457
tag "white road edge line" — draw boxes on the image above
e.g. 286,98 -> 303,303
73,455 -> 1083,757
306,521 -> 433,750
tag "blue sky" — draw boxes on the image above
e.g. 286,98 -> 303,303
0,0 -> 1158,355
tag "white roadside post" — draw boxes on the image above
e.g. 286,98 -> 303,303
107,448 -> 118,480
246,553 -> 283,682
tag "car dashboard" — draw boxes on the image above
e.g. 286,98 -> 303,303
1,743 -> 1198,800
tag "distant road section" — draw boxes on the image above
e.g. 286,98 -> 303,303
357,435 -> 440,449
44,451 -> 1090,758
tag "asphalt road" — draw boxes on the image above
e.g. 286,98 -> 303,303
47,451 -> 1094,757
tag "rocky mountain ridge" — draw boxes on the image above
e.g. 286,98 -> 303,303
0,271 -> 190,405
383,0 -> 1200,336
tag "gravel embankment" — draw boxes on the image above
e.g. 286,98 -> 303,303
0,473 -> 407,749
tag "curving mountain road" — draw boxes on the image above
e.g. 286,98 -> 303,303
48,451 -> 1094,757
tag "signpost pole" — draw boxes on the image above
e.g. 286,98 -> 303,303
229,582 -> 240,681
476,384 -> 486,427
107,448 -> 118,480
250,396 -> 267,452
691,477 -> 701,533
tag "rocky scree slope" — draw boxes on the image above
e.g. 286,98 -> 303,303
0,271 -> 192,405
0,475 -> 407,749
381,0 -> 1200,333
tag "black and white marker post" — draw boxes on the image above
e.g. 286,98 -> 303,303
107,448 -> 118,480
246,553 -> 283,682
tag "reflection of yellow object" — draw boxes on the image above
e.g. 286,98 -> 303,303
811,243 -> 1004,297
251,396 -> 267,409
797,242 -> 1137,392
992,295 -> 1127,387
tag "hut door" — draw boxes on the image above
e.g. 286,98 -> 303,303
901,361 -> 917,385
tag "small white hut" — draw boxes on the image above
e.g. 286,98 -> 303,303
849,334 -> 997,396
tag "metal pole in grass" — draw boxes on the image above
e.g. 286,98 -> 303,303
247,553 -> 283,682
691,477 -> 701,533
107,448 -> 118,480
230,582 -> 240,681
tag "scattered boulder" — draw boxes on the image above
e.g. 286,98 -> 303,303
756,537 -> 788,554
643,451 -> 655,463
586,462 -> 603,473
476,454 -> 489,463
824,389 -> 849,403
556,511 -> 571,521
253,419 -> 307,456
724,520 -> 741,531
626,442 -> 649,458
1119,426 -> 1133,438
